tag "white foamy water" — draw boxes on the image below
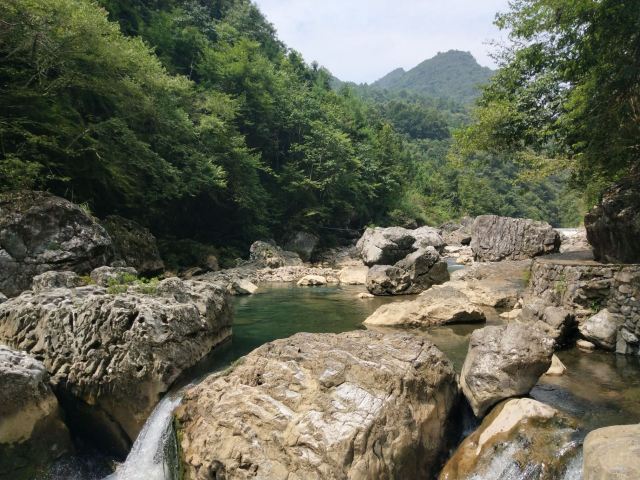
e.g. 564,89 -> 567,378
105,394 -> 182,480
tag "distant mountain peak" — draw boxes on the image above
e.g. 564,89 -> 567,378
371,50 -> 493,104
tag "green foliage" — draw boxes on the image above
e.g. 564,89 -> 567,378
0,0 -> 590,257
554,274 -> 568,296
457,0 -> 640,199
0,0 -> 409,249
106,272 -> 159,295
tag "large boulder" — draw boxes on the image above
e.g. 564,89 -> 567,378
175,331 -> 459,480
584,172 -> 640,263
471,215 -> 560,262
0,273 -> 232,455
579,309 -> 622,351
440,398 -> 578,480
0,346 -> 72,480
284,231 -> 319,262
583,424 -> 640,480
249,240 -> 303,268
460,322 -> 554,417
0,191 -> 113,297
366,247 -> 449,296
101,215 -> 164,276
364,285 -> 485,328
356,226 -> 444,266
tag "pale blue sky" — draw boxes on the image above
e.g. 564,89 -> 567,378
253,0 -> 510,84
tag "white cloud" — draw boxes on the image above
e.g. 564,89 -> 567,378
252,0 -> 510,83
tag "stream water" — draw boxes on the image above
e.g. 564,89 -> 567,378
39,281 -> 640,480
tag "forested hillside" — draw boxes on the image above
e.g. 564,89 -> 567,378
0,0 -> 586,264
372,50 -> 494,103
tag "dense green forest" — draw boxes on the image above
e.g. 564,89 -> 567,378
1,0 -> 610,262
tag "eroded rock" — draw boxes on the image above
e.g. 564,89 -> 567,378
0,346 -> 71,479
0,191 -> 113,297
471,215 -> 560,262
31,271 -> 85,292
175,331 -> 458,480
460,322 -> 554,417
0,278 -> 232,454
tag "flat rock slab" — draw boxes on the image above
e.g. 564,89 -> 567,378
176,331 -> 458,480
364,285 -> 485,327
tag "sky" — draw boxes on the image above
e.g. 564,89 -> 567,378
253,0 -> 510,84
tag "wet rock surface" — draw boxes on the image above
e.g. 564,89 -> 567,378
0,273 -> 232,455
583,424 -> 640,480
364,285 -> 485,327
471,215 -> 560,262
440,398 -> 578,480
460,322 -> 554,417
0,346 -> 71,479
101,215 -> 164,276
176,331 -> 458,480
0,191 -> 113,297
585,172 -> 640,264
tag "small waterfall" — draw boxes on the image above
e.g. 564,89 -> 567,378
105,394 -> 182,480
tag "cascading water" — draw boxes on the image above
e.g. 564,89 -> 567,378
104,394 -> 183,480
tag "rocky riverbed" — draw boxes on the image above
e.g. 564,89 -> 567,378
2,190 -> 640,480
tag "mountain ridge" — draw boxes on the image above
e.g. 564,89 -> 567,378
370,50 -> 494,103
